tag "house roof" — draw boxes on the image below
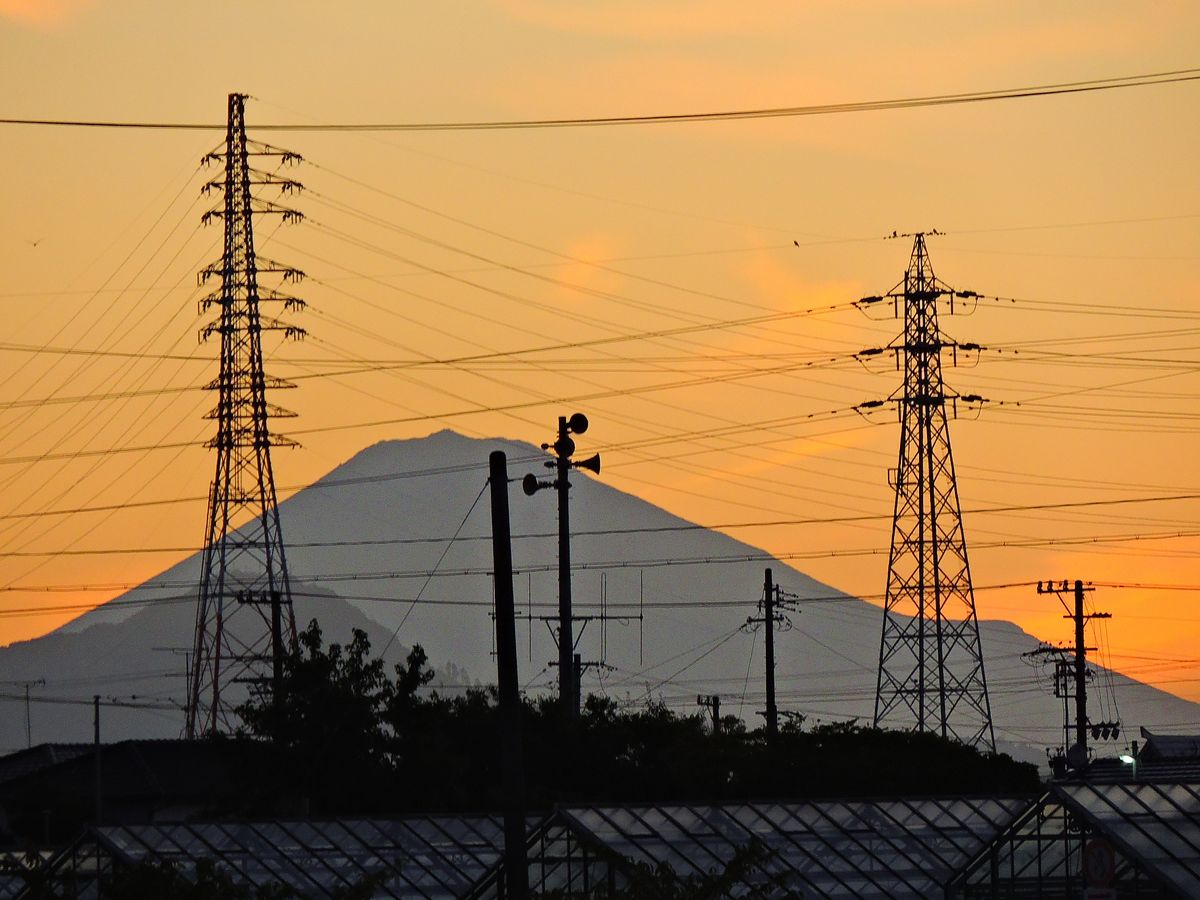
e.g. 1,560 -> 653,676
0,744 -> 91,786
1141,727 -> 1200,762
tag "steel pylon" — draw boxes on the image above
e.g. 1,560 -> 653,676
187,93 -> 306,738
872,234 -> 995,751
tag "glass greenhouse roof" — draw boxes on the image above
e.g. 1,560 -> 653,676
1056,781 -> 1200,896
93,816 -> 508,899
27,786 -> 1194,898
561,797 -> 1030,898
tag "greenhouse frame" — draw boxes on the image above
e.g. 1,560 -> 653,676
17,781 -> 1200,898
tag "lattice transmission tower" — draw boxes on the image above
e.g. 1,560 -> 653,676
187,93 -> 306,738
869,232 -> 995,751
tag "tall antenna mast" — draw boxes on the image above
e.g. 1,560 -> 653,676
869,232 -> 995,750
187,93 -> 306,738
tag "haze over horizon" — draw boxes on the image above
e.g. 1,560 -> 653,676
0,3 -> 1197,716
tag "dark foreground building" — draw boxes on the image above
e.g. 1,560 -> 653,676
0,731 -> 1195,897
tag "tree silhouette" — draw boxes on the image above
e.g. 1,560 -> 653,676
232,622 -> 1040,816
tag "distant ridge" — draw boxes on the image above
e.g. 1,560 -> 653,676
0,430 -> 1195,765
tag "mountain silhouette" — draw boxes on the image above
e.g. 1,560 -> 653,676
0,429 -> 1193,766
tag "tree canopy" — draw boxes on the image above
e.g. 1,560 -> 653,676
230,620 -> 1040,816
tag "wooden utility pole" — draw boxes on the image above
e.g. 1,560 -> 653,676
489,451 -> 529,900
93,695 -> 101,825
763,569 -> 778,739
746,568 -> 787,740
1072,579 -> 1089,756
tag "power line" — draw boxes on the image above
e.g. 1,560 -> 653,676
0,297 -> 856,375
8,576 -> 1200,623
947,212 -> 1200,237
0,440 -> 201,466
0,690 -> 179,712
290,375 -> 860,440
309,162 -> 788,316
0,454 -> 1193,531
0,370 -> 862,465
2,68 -> 1196,131
3,526 -> 1196,594
2,488 -> 1198,553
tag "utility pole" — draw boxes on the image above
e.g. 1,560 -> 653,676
523,412 -> 600,718
697,695 -> 721,734
2,679 -> 45,748
745,567 -> 789,740
1032,579 -> 1115,772
1072,579 -> 1088,755
504,576 -> 637,715
556,419 -> 574,717
763,569 -> 778,739
93,695 -> 101,825
866,232 -> 995,751
188,93 -> 306,737
489,451 -> 529,900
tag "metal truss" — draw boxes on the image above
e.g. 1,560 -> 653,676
954,782 -> 1196,898
471,798 -> 1028,899
33,816 -> 509,899
873,233 -> 995,751
187,93 -> 306,738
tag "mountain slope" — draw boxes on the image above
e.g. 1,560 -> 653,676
0,430 -> 1193,765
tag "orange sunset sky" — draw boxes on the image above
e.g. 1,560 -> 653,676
0,3 -> 1198,702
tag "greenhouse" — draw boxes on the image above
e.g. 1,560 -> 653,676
21,782 -> 1200,897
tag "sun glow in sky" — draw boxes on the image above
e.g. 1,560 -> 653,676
0,2 -> 1198,704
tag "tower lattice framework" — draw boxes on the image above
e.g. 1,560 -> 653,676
872,233 -> 995,750
187,93 -> 306,738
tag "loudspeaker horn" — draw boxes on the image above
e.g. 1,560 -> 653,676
573,453 -> 601,475
522,473 -> 542,496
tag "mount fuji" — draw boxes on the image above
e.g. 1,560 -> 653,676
0,430 -> 1194,767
